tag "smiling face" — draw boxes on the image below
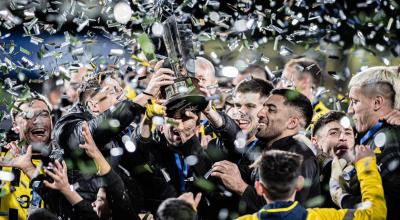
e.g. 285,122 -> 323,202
313,121 -> 355,158
348,86 -> 377,134
13,100 -> 52,145
256,95 -> 292,143
231,92 -> 266,140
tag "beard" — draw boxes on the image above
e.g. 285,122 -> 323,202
340,150 -> 356,163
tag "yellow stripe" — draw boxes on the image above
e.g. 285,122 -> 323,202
259,201 -> 299,213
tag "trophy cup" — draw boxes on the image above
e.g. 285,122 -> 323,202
161,16 -> 208,118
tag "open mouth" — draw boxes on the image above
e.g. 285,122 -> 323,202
171,129 -> 181,142
30,128 -> 47,137
236,119 -> 250,130
334,145 -> 349,156
257,119 -> 268,129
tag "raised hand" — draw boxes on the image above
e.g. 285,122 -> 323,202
80,121 -> 111,175
43,160 -> 83,205
355,145 -> 375,162
178,192 -> 202,211
144,60 -> 175,97
211,160 -> 248,195
0,145 -> 36,179
43,160 -> 70,193
198,81 -> 212,113
79,121 -> 101,159
382,109 -> 400,126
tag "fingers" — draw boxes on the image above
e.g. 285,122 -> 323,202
355,145 -> 366,154
26,145 -> 32,157
44,168 -> 60,182
210,171 -> 225,179
43,180 -> 55,189
194,193 -> 202,207
155,68 -> 174,77
81,122 -> 93,144
185,111 -> 198,120
212,161 -> 233,174
383,110 -> 397,120
5,141 -> 18,150
154,60 -> 164,71
198,82 -> 210,96
62,160 -> 67,174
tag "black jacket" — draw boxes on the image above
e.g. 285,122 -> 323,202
53,101 -> 175,214
208,111 -> 265,183
241,136 -> 321,213
362,123 -> 400,220
203,112 -> 266,216
135,130 -> 212,194
73,169 -> 140,220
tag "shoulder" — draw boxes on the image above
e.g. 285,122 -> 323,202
236,213 -> 259,220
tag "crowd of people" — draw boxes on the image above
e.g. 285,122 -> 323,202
0,56 -> 399,220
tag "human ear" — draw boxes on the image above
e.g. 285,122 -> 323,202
296,176 -> 304,191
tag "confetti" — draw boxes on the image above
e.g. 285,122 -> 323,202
185,155 -> 198,166
151,22 -> 164,37
0,171 -> 15,182
340,116 -> 352,129
110,147 -> 124,156
108,119 -> 121,128
124,140 -> 136,153
221,66 -> 239,78
113,2 -> 132,24
374,133 -> 386,148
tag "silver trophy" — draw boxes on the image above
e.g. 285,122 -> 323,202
161,16 -> 207,118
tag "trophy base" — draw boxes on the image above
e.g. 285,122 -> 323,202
165,94 -> 208,118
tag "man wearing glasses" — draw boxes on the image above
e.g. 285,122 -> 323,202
0,94 -> 53,220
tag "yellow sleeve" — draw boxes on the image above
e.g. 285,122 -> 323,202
307,156 -> 386,220
236,213 -> 259,220
0,156 -> 44,220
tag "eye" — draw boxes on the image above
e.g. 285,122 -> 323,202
329,131 -> 338,136
351,99 -> 359,105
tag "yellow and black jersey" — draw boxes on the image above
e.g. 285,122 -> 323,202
0,154 -> 44,220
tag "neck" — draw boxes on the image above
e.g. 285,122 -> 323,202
366,108 -> 392,131
265,193 -> 296,204
267,129 -> 299,148
247,135 -> 257,144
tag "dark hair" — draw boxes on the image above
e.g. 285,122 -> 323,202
235,78 -> 274,97
28,208 -> 58,220
271,89 -> 313,128
285,58 -> 322,86
156,198 -> 197,220
241,64 -> 272,81
78,71 -> 117,105
312,111 -> 354,137
253,150 -> 303,200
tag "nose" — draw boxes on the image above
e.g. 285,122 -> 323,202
257,106 -> 266,120
347,102 -> 354,115
239,105 -> 247,114
339,130 -> 347,142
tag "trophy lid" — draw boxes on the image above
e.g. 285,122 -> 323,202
162,16 -> 196,78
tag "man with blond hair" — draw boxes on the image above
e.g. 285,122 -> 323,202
347,66 -> 400,220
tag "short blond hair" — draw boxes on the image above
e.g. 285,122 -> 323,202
349,66 -> 400,109
195,56 -> 215,78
